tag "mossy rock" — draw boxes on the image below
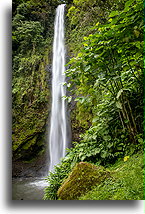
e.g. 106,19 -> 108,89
57,162 -> 110,200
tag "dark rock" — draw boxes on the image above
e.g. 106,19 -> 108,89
12,152 -> 49,178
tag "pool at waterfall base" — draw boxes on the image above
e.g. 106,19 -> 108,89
12,177 -> 48,200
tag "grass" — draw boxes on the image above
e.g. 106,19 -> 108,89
79,152 -> 144,200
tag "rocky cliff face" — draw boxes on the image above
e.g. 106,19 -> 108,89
12,0 -> 57,175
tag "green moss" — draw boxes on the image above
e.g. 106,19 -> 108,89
79,152 -> 144,200
12,99 -> 49,160
22,135 -> 37,150
12,1 -> 52,162
57,162 -> 110,200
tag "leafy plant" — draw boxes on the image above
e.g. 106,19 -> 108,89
44,158 -> 72,200
66,0 -> 143,153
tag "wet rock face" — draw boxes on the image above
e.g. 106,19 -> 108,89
57,162 -> 110,200
12,152 -> 49,178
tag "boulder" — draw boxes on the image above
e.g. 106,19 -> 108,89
57,162 -> 110,200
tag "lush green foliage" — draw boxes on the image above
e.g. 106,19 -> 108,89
66,0 -> 127,55
79,152 -> 144,200
66,0 -> 111,55
66,0 -> 143,158
44,147 -> 143,200
44,0 -> 143,200
44,158 -> 72,200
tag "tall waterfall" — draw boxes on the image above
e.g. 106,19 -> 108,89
49,4 -> 68,172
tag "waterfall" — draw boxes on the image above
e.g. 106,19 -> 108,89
49,4 -> 68,172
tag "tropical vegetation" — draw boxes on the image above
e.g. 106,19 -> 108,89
12,0 -> 144,200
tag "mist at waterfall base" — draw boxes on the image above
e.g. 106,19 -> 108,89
12,4 -> 70,200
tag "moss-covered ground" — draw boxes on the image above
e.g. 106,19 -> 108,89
79,152 -> 144,200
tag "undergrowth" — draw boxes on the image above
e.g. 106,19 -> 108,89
79,152 -> 144,200
44,151 -> 144,200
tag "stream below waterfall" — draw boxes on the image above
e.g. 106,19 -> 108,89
12,178 -> 48,200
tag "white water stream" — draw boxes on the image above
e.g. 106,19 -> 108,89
49,4 -> 68,172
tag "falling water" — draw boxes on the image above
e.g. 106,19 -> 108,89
49,4 -> 68,172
